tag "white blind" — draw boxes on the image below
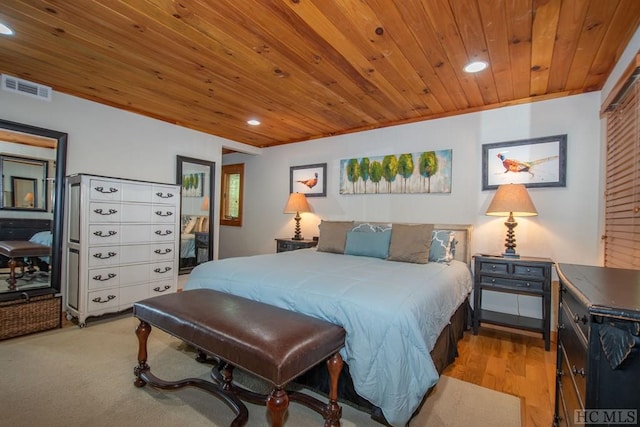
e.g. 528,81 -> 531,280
604,77 -> 640,269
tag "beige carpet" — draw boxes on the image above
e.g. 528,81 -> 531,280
0,316 -> 521,426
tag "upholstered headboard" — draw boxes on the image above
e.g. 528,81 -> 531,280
349,222 -> 473,267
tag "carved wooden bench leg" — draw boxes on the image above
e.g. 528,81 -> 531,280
324,352 -> 344,427
267,387 -> 289,427
133,320 -> 151,387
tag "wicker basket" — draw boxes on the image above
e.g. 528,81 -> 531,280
0,293 -> 61,340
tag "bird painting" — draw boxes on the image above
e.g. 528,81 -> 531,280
496,153 -> 559,178
297,172 -> 318,189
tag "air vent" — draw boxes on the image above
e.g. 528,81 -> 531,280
1,74 -> 52,101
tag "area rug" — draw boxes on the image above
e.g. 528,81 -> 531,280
0,316 -> 521,426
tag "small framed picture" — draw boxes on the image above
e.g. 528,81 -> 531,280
290,163 -> 326,197
482,135 -> 567,190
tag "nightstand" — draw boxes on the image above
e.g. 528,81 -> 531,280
275,238 -> 318,253
472,254 -> 553,350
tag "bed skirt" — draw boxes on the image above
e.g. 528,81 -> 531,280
294,297 -> 470,425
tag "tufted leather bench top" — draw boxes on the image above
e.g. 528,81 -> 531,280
133,288 -> 346,388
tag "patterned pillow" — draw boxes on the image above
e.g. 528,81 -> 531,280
428,230 -> 457,263
344,229 -> 392,259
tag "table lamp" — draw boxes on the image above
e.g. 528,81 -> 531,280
486,183 -> 538,258
283,192 -> 310,240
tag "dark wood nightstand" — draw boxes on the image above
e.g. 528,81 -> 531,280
472,254 -> 553,350
275,238 -> 318,253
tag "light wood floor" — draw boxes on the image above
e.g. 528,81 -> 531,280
443,327 -> 557,427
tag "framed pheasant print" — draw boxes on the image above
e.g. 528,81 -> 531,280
482,135 -> 567,190
290,163 -> 326,197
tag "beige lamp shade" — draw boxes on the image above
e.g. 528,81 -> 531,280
486,184 -> 538,217
283,192 -> 311,214
201,196 -> 210,211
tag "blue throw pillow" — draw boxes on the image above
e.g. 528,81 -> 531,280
429,230 -> 456,263
344,229 -> 391,259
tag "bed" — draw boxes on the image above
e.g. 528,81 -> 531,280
184,222 -> 473,426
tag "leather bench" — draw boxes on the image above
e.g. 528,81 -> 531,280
0,240 -> 50,290
132,289 -> 346,427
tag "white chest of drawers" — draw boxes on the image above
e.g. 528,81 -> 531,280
63,174 -> 180,326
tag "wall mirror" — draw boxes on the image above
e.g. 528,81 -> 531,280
0,119 -> 67,300
176,155 -> 215,274
0,155 -> 48,211
220,163 -> 244,227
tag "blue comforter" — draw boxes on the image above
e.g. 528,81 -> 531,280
184,249 -> 472,426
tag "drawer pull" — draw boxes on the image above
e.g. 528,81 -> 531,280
525,282 -> 531,287
491,264 -> 497,270
573,314 -> 588,325
94,186 -> 118,194
154,267 -> 172,274
92,295 -> 116,304
155,192 -> 175,199
571,365 -> 586,377
92,273 -> 116,281
153,285 -> 172,293
154,210 -> 173,217
526,268 -> 532,272
93,251 -> 117,260
93,230 -> 117,237
155,230 -> 172,236
154,248 -> 172,255
93,208 -> 118,215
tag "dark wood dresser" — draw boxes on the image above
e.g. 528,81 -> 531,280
554,264 -> 640,427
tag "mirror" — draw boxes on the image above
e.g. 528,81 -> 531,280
0,119 -> 67,299
1,155 -> 48,210
220,163 -> 244,227
176,155 -> 215,274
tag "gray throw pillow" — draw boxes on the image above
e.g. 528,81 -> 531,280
317,220 -> 354,254
387,223 -> 434,264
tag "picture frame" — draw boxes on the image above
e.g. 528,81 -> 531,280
290,163 -> 326,197
482,135 -> 567,190
339,149 -> 452,194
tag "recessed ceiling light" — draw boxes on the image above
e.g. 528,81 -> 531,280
0,23 -> 14,36
463,61 -> 488,73
247,119 -> 261,126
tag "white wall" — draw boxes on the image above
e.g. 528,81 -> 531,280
221,93 -> 601,263
0,89 -> 244,260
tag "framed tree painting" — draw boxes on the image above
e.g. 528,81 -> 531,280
482,135 -> 567,190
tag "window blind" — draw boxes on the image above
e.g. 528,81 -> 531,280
604,69 -> 640,269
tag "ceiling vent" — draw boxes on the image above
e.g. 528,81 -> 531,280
1,74 -> 52,101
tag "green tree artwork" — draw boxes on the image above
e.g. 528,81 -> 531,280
339,149 -> 451,194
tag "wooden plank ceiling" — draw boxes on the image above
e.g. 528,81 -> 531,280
0,0 -> 639,149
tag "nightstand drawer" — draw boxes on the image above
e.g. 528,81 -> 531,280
277,240 -> 296,252
478,260 -> 509,274
479,275 -> 544,293
513,263 -> 546,278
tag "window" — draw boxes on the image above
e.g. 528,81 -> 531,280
220,163 -> 244,227
602,53 -> 640,269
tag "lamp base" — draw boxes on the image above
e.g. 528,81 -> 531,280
292,213 -> 303,241
502,252 -> 520,258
